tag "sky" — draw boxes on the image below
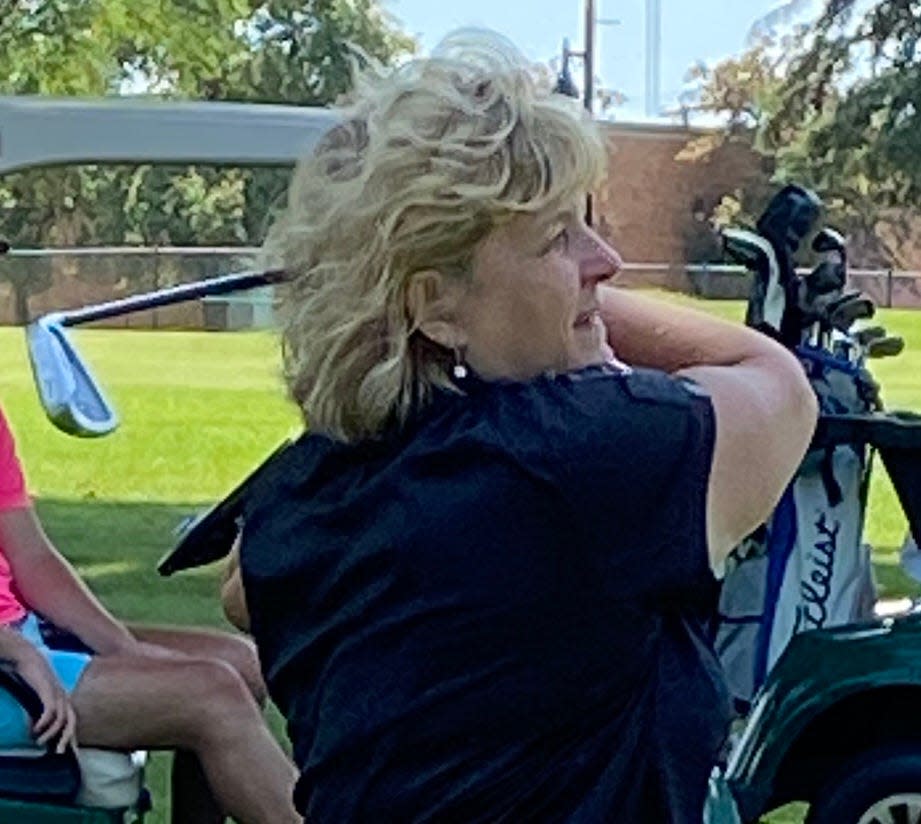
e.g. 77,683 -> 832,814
382,0 -> 825,122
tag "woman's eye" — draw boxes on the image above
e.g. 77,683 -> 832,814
544,228 -> 569,255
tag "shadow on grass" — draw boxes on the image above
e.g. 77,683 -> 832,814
34,497 -> 230,628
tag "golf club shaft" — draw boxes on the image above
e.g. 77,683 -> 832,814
58,269 -> 286,327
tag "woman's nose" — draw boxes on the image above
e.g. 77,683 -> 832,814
574,227 -> 623,284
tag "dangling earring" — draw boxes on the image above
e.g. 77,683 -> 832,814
452,345 -> 469,380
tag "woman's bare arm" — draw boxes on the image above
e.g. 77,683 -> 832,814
600,286 -> 817,567
0,506 -> 136,654
221,535 -> 251,632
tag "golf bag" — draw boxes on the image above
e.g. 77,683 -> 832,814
713,186 -> 893,711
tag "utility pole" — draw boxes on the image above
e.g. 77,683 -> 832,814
554,0 -> 610,223
583,0 -> 595,116
645,0 -> 661,117
583,0 -> 595,223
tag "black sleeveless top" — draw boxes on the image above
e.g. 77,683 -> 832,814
241,366 -> 731,823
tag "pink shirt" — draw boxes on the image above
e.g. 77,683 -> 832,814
0,409 -> 31,624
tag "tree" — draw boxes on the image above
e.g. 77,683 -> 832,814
746,0 -> 822,44
674,31 -> 793,260
761,0 -> 921,265
214,0 -> 416,243
678,1 -> 921,267
0,1 -> 112,320
682,40 -> 787,129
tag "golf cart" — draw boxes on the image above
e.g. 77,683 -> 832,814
707,186 -> 921,824
0,94 -> 334,821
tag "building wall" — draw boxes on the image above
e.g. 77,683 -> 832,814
593,123 -> 766,264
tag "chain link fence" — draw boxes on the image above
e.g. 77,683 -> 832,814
1,248 -> 920,329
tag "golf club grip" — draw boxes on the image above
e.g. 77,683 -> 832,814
59,269 -> 287,327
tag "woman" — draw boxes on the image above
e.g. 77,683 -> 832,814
0,407 -> 299,824
238,29 -> 817,823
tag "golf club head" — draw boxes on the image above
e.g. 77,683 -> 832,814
853,325 -> 887,346
722,228 -> 786,335
797,260 -> 847,325
812,227 -> 846,256
26,315 -> 119,437
804,260 -> 847,297
722,228 -> 771,268
756,184 -> 823,257
828,294 -> 876,333
866,335 -> 905,359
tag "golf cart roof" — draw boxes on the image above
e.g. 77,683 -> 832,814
0,96 -> 339,174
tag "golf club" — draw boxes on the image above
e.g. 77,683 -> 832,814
51,268 -> 285,327
26,314 -> 119,437
866,335 -> 905,359
812,226 -> 847,264
827,293 -> 875,333
800,260 -> 847,305
854,326 -> 887,347
26,268 -> 286,437
722,228 -> 786,336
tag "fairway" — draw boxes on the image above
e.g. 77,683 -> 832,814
0,296 -> 919,823
0,325 -> 302,821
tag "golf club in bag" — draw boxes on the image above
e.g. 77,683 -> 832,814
24,268 -> 285,437
715,187 -> 905,713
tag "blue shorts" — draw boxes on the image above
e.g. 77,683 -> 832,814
0,613 -> 92,749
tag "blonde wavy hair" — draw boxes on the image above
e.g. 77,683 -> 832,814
264,28 -> 606,442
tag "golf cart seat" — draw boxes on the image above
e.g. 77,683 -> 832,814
0,665 -> 148,822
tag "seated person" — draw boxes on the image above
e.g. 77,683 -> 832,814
0,404 -> 299,824
234,28 -> 817,824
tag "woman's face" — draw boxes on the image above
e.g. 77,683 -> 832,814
456,205 -> 623,380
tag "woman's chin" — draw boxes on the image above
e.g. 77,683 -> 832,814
568,342 -> 615,372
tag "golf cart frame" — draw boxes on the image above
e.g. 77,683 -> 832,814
0,94 -> 334,820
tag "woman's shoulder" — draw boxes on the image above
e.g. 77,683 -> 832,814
464,364 -> 712,469
478,364 -> 704,427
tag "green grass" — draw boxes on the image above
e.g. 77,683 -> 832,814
0,326 -> 300,822
0,296 -> 918,823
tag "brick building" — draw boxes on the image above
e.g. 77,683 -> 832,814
594,122 -> 766,263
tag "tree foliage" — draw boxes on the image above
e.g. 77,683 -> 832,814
761,0 -> 921,265
0,0 -> 414,319
684,1 -> 921,267
766,1 -> 921,203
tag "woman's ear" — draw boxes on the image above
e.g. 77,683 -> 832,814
405,269 -> 467,349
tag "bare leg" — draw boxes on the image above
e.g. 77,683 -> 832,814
126,624 -> 271,822
127,624 -> 267,705
71,655 -> 300,824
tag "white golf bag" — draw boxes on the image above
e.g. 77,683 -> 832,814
714,186 -> 891,711
714,348 -> 877,710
